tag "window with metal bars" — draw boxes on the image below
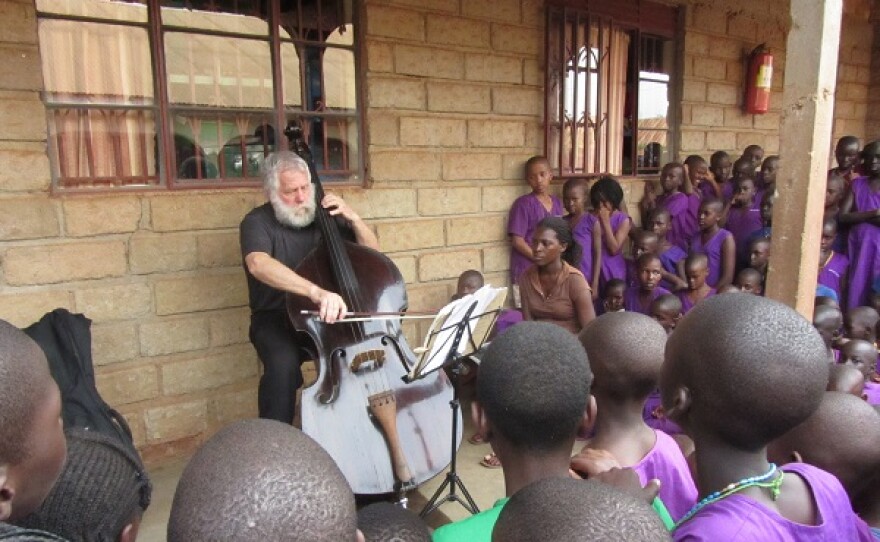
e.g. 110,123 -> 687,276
544,1 -> 677,179
36,0 -> 362,192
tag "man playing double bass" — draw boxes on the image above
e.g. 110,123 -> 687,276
240,150 -> 379,424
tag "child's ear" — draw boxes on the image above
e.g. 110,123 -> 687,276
789,451 -> 803,464
0,465 -> 12,522
579,395 -> 598,433
663,386 -> 692,425
471,401 -> 491,442
118,518 -> 141,542
355,528 -> 366,542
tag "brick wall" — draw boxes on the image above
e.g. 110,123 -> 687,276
0,0 -> 876,466
867,0 -> 880,138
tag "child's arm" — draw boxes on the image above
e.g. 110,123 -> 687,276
682,164 -> 695,195
661,269 -> 687,291
717,234 -> 736,289
676,258 -> 687,284
598,205 -> 631,256
510,235 -> 534,260
838,189 -> 880,226
591,225 -> 602,299
703,170 -> 721,198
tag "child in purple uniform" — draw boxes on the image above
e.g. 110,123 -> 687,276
563,177 -> 601,295
629,230 -> 686,291
685,155 -> 719,201
641,163 -> 700,251
688,199 -> 735,289
709,151 -> 733,201
811,304 -> 843,362
649,208 -> 688,290
601,279 -> 626,315
650,294 -> 683,335
839,339 -> 880,406
507,156 -> 563,283
677,253 -> 715,315
576,312 -> 697,522
758,155 -> 779,194
590,176 -> 631,292
818,216 -> 849,307
840,141 -> 880,309
662,295 -> 873,541
624,253 -> 671,315
724,177 -> 763,267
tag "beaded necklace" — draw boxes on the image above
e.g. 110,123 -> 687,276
675,463 -> 785,528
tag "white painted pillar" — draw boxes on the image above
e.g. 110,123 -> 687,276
766,0 -> 843,319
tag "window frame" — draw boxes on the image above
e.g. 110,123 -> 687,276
36,0 -> 367,194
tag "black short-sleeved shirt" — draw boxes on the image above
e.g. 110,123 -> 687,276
240,202 -> 355,313
0,523 -> 68,541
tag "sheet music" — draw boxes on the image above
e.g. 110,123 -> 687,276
409,285 -> 507,380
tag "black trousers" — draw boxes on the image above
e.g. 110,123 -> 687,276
249,310 -> 305,424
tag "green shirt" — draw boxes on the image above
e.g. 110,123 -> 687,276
432,498 -> 509,542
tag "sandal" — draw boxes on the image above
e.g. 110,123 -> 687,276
480,453 -> 502,469
467,433 -> 485,445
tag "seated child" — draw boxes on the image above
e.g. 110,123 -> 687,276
641,163 -> 700,250
491,477 -> 670,542
624,253 -> 672,315
0,319 -> 67,538
650,294 -> 683,335
839,339 -> 880,406
14,428 -> 151,542
689,198 -> 735,289
811,304 -> 843,362
826,364 -> 865,397
577,313 -> 697,521
748,237 -> 771,285
631,230 -> 686,291
767,392 -> 880,532
818,217 -> 849,306
452,269 -> 484,300
725,177 -> 763,266
508,156 -> 563,284
662,295 -> 873,540
844,306 -> 879,342
677,253 -> 715,315
357,502 -> 430,542
648,208 -> 688,290
734,268 -> 764,296
601,278 -> 627,314
167,419 -> 361,542
563,177 -> 601,294
433,322 -> 593,542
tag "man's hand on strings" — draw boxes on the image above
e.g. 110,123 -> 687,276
309,285 -> 348,323
322,193 -> 360,223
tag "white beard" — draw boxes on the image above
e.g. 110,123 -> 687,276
270,190 -> 317,228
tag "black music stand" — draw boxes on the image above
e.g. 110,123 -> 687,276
405,286 -> 506,518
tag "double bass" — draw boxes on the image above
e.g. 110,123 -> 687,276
284,126 -> 460,495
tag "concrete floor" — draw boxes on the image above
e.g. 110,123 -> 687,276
137,395 -> 506,541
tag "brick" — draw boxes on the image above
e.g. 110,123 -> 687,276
96,365 -> 159,406
427,82 -> 491,113
691,5 -> 727,35
395,45 -> 464,79
155,272 -> 247,315
706,131 -> 737,150
197,232 -> 240,268
368,78 -> 426,110
419,249 -> 481,281
390,0 -> 457,13
0,93 -> 47,141
442,153 -> 502,181
0,145 -> 50,191
400,117 -> 467,147
92,322 -> 139,366
446,215 -> 506,245
465,54 -> 522,84
161,347 -> 258,395
150,193 -> 256,232
406,283 -> 452,312
389,255 -> 417,283
492,87 -> 541,116
367,42 -> 394,73
753,112 -> 782,131
368,6 -> 424,41
491,24 -> 540,56
483,246 -> 509,273
337,187 -> 416,219
209,388 -> 258,426
726,60 -> 744,84
209,307 -> 250,347
501,154 -> 536,181
144,400 -> 208,442
0,2 -> 37,44
116,408 -> 146,448
684,33 -> 710,56
463,0 -> 521,23
130,233 -> 198,275
723,108 -> 753,129
418,187 -> 481,216
366,112 -> 399,146
691,105 -> 724,126
737,132 -> 765,150
692,57 -> 726,81
427,16 -> 490,48
522,0 -> 542,24
0,290 -> 72,328
4,241 -> 126,286
74,283 -> 152,322
370,151 -> 441,182
0,198 -> 59,241
0,44 -> 42,90
467,120 -> 525,148
482,185 -> 526,212
682,80 -> 707,102
706,83 -> 739,106
727,15 -> 758,41
523,60 -> 541,86
709,37 -> 743,61
63,197 -> 142,237
679,130 -> 706,152
140,317 -> 210,357
374,219 -> 445,253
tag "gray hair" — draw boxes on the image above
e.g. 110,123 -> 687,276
261,151 -> 311,194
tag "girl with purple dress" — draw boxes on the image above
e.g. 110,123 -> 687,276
562,178 -> 601,297
841,142 -> 880,309
640,163 -> 700,251
589,176 -> 631,293
507,156 -> 563,283
688,198 -> 735,290
623,253 -> 671,315
677,253 -> 716,315
818,216 -> 849,307
724,177 -> 763,267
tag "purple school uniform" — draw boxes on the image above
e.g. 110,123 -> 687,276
720,182 -> 735,203
690,229 -> 733,288
632,430 -> 698,522
658,192 -> 701,250
596,211 -> 630,290
673,463 -> 874,541
623,285 -> 671,315
568,214 -> 595,286
677,288 -> 716,315
864,381 -> 880,406
817,252 -> 849,307
508,193 -> 563,282
697,180 -> 717,201
725,198 -> 763,263
643,390 -> 683,436
847,176 -> 880,308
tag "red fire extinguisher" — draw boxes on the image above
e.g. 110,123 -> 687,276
745,44 -> 773,114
